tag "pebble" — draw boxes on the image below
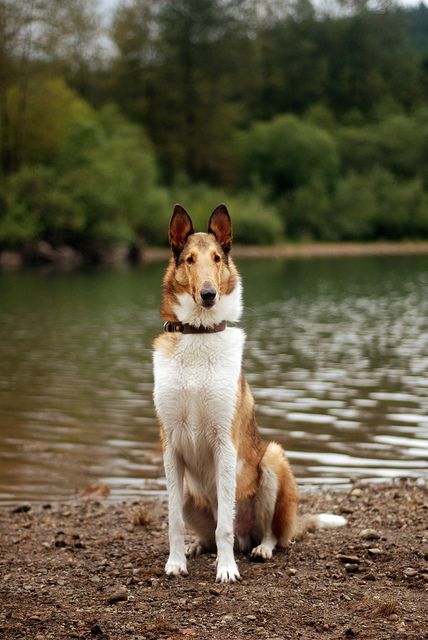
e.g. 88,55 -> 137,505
360,528 -> 381,540
340,506 -> 354,514
337,554 -> 360,564
368,548 -> 383,556
350,488 -> 362,497
11,504 -> 31,514
107,588 -> 128,604
247,615 -> 257,620
209,587 -> 221,596
344,563 -> 359,573
288,568 -> 297,575
404,567 -> 418,577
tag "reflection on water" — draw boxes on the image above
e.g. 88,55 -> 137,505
0,255 -> 428,504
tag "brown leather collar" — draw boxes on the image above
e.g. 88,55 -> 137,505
163,320 -> 227,334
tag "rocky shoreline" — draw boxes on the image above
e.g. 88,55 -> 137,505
0,479 -> 427,640
3,240 -> 428,270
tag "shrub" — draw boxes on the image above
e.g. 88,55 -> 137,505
168,180 -> 284,245
0,165 -> 84,247
238,114 -> 340,197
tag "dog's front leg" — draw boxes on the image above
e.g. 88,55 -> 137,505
215,441 -> 240,583
163,445 -> 188,576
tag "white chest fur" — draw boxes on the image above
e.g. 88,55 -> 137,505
153,328 -> 245,501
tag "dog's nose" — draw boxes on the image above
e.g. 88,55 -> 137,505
201,287 -> 217,302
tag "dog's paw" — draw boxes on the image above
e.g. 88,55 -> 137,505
165,558 -> 188,577
250,544 -> 273,561
186,541 -> 204,558
216,562 -> 241,583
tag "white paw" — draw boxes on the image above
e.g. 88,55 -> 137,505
165,558 -> 188,577
186,541 -> 204,557
250,544 -> 273,560
216,562 -> 241,583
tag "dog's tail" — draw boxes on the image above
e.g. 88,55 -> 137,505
294,513 -> 347,540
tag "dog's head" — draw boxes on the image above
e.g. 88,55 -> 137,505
163,204 -> 242,326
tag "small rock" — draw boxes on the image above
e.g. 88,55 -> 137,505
0,250 -> 22,269
350,488 -> 362,497
247,615 -> 257,620
340,506 -> 354,514
11,504 -> 31,514
360,528 -> 381,540
344,563 -> 359,573
107,588 -> 128,604
288,568 -> 297,575
90,623 -> 106,637
404,567 -> 418,577
54,532 -> 67,548
80,483 -> 111,498
209,587 -> 221,596
337,554 -> 360,564
368,548 -> 383,556
221,615 -> 233,624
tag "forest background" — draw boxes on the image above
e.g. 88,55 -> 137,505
2,0 -> 428,261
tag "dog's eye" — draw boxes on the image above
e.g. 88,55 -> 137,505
186,256 -> 194,265
214,254 -> 221,263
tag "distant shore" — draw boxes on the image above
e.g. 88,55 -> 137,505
145,240 -> 428,261
2,240 -> 428,270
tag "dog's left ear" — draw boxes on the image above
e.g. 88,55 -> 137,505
208,204 -> 232,255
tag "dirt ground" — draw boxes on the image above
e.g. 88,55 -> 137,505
1,480 -> 427,640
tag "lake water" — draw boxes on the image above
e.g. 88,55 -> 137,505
0,255 -> 428,505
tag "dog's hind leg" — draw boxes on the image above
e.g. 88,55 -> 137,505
183,493 -> 216,557
251,442 -> 298,560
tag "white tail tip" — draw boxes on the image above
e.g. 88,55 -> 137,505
315,513 -> 347,529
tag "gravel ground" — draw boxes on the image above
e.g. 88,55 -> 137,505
1,480 -> 427,640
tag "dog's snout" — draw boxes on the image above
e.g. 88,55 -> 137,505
201,287 -> 217,302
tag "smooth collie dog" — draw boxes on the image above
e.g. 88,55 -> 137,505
153,204 -> 346,583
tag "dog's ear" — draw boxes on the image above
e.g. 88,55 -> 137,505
169,204 -> 194,259
208,204 -> 232,255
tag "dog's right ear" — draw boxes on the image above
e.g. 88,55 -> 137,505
169,204 -> 194,259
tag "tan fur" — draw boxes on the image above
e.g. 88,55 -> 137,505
158,231 -> 298,548
156,207 -> 302,573
161,234 -> 238,321
153,333 -> 180,359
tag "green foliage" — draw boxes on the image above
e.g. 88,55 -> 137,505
58,105 -> 169,247
169,180 -> 284,245
3,1 -> 428,253
281,179 -> 333,241
0,165 -> 84,247
6,77 -> 92,164
239,115 -> 339,198
0,103 -> 170,250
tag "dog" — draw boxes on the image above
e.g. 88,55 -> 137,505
153,204 -> 346,583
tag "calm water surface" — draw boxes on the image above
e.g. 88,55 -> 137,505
1,255 -> 428,504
